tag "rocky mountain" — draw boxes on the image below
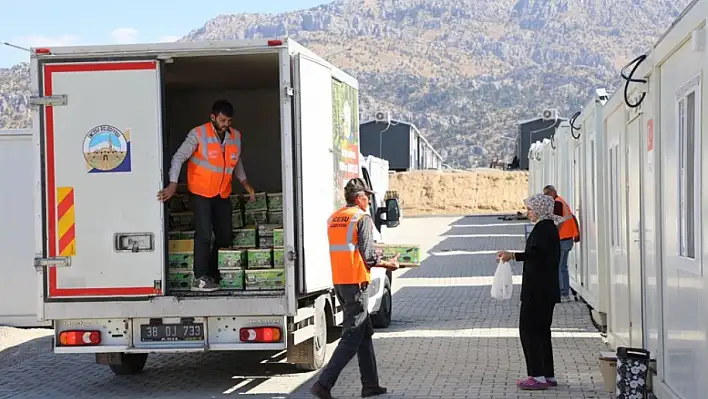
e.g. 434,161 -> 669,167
0,0 -> 691,167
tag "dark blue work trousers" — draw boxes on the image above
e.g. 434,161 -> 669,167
317,283 -> 380,390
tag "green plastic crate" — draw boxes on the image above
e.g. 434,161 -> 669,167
233,228 -> 257,248
273,248 -> 285,267
245,268 -> 285,291
258,236 -> 274,248
169,211 -> 195,230
247,249 -> 272,269
244,210 -> 268,226
232,211 -> 244,229
375,243 -> 421,266
168,252 -> 194,270
242,193 -> 267,211
267,211 -> 283,225
267,193 -> 283,210
273,229 -> 284,247
218,249 -> 246,269
220,269 -> 244,290
168,270 -> 193,291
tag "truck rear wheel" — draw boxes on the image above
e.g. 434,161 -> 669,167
371,276 -> 392,328
294,295 -> 328,371
108,353 -> 148,375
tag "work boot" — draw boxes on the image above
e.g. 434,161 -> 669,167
310,382 -> 335,399
361,386 -> 387,397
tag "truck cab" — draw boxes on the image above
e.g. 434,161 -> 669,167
359,155 -> 400,328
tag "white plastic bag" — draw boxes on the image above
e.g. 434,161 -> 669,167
490,260 -> 513,300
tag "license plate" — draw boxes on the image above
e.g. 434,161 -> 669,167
140,323 -> 204,342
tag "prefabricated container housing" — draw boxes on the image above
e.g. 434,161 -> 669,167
529,1 -> 708,397
359,119 -> 442,171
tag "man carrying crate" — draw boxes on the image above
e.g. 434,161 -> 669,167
311,178 -> 399,399
157,100 -> 256,292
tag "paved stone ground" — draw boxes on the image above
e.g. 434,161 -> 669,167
0,215 -> 612,398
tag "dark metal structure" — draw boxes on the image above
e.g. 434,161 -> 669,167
516,116 -> 566,170
360,119 -> 442,171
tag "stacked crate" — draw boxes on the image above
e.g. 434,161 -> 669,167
166,190 -> 287,291
232,192 -> 286,290
166,186 -> 196,290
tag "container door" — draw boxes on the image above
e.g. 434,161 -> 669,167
626,116 -> 644,348
40,60 -> 165,299
607,109 -> 631,346
292,54 -> 339,294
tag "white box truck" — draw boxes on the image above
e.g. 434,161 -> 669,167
27,37 -> 402,374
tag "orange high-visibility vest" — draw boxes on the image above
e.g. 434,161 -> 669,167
186,122 -> 241,199
327,206 -> 371,285
556,195 -> 579,240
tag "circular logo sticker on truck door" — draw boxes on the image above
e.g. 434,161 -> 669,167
82,125 -> 132,173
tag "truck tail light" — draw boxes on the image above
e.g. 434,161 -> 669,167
267,40 -> 283,46
58,330 -> 101,346
240,327 -> 281,343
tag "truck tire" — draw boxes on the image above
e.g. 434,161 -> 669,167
371,276 -> 392,328
108,353 -> 148,375
295,295 -> 328,371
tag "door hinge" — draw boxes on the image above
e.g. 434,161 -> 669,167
30,94 -> 67,107
284,87 -> 294,97
34,256 -> 71,270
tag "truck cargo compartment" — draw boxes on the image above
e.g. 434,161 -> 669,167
161,53 -> 287,297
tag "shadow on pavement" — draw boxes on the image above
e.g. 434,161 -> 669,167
0,214 -> 610,399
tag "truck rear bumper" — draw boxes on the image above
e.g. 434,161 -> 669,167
52,316 -> 288,354
43,295 -> 287,320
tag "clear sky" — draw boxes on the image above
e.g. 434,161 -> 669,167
0,0 -> 328,67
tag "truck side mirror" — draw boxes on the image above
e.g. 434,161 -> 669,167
384,198 -> 400,228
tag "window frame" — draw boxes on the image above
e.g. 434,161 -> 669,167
675,74 -> 701,263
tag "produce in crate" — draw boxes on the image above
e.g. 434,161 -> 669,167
375,243 -> 421,267
169,211 -> 195,230
259,236 -> 274,248
245,268 -> 285,290
273,248 -> 285,267
218,249 -> 246,269
241,193 -> 267,211
266,192 -> 283,210
168,270 -> 193,291
232,211 -> 244,229
168,252 -> 194,270
267,211 -> 283,225
247,249 -> 273,269
273,228 -> 284,247
244,210 -> 268,225
219,269 -> 245,290
233,228 -> 257,248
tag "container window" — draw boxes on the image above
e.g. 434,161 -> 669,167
609,146 -> 616,246
590,139 -> 596,223
677,88 -> 699,259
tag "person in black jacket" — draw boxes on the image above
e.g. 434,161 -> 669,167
497,193 -> 561,390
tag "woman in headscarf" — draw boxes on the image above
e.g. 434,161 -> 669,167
497,193 -> 561,390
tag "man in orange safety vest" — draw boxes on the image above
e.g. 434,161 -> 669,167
310,178 -> 399,399
158,100 -> 256,292
543,185 -> 580,302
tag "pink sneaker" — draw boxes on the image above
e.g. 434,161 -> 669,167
517,377 -> 550,390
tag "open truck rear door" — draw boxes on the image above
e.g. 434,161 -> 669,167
37,60 -> 165,299
292,54 -> 337,294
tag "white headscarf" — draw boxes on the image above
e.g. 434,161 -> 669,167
524,193 -> 562,224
